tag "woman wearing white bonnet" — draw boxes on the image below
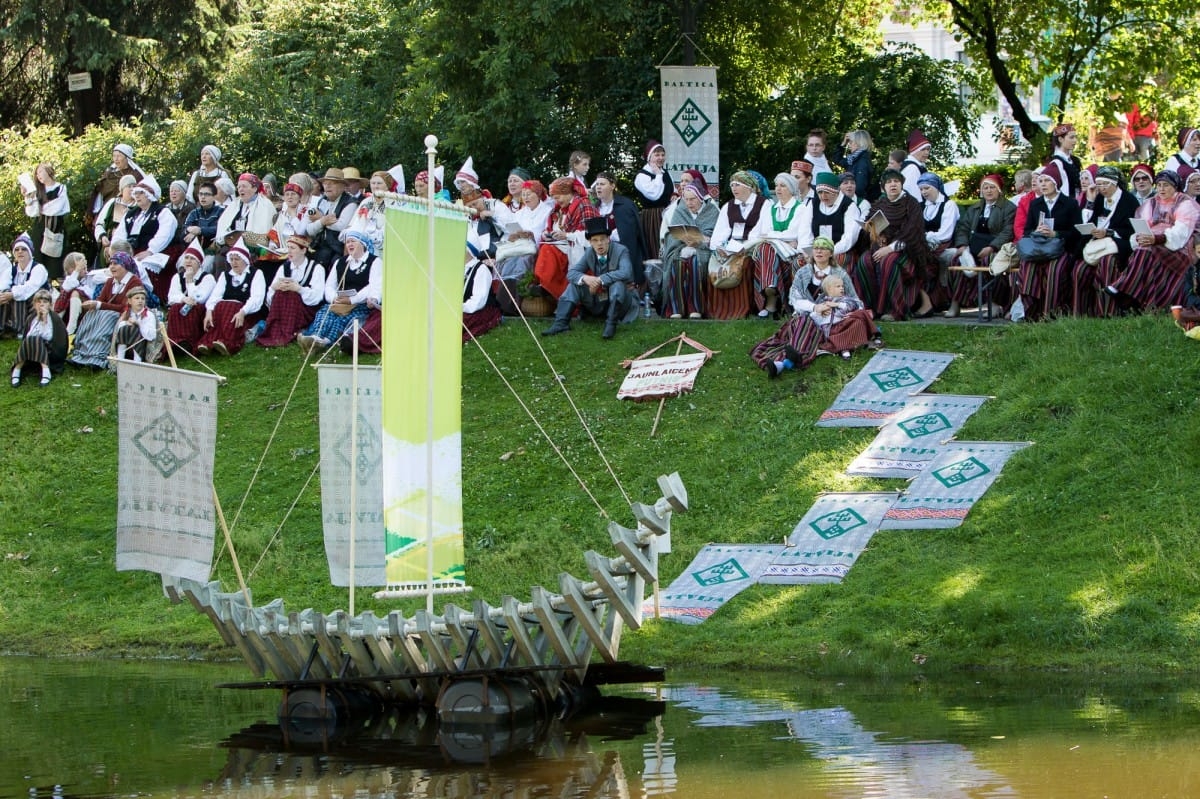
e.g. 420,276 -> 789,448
186,144 -> 231,203
87,143 -> 143,219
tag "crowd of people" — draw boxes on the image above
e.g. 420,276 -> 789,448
3,123 -> 1200,386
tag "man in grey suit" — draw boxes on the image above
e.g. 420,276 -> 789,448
543,216 -> 636,339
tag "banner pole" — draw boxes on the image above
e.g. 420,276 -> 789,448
424,134 -> 438,615
348,319 -> 360,616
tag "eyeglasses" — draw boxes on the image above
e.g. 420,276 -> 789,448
1133,176 -> 1151,181
198,192 -> 215,196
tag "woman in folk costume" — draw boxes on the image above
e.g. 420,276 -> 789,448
1069,165 -> 1140,317
0,233 -> 50,335
460,188 -> 503,342
22,162 -> 70,279
1047,123 -> 1082,199
917,172 -> 959,309
748,172 -> 809,318
1164,127 -> 1200,174
298,230 -> 381,351
751,237 -> 871,378
593,171 -> 646,285
215,173 -> 277,255
493,180 -> 552,315
704,170 -> 770,320
344,171 -> 400,255
809,171 -> 862,267
93,175 -> 136,269
87,143 -> 143,224
271,181 -> 313,254
500,168 -> 531,215
633,140 -> 673,261
123,175 -> 179,304
1107,170 -> 1200,311
660,183 -> 719,319
900,130 -> 932,200
851,168 -> 935,321
1014,160 -> 1082,321
11,289 -> 66,387
110,284 -> 158,364
165,241 -> 216,350
185,144 -> 231,203
196,237 -> 266,356
532,177 -> 599,299
412,168 -> 451,202
257,234 -> 325,348
68,251 -> 146,369
944,173 -> 1016,318
1129,162 -> 1156,205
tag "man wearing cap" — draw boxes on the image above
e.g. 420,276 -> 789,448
342,167 -> 366,202
811,172 -> 862,265
901,130 -> 932,200
1164,128 -> 1200,174
307,168 -> 360,267
946,174 -> 1016,317
542,216 -> 635,339
110,284 -> 158,363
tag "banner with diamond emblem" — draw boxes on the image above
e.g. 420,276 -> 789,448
115,361 -> 221,581
649,544 -> 785,624
317,364 -> 386,586
880,442 -> 1031,530
759,493 -> 898,584
845,394 -> 991,477
816,350 -> 958,427
659,66 -> 720,189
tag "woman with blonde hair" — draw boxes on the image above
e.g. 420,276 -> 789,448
22,162 -> 70,279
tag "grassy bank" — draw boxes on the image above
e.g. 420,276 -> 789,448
1,312 -> 1198,676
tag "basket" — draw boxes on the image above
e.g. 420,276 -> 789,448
520,295 -> 555,317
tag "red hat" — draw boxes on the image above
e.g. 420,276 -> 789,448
1040,160 -> 1064,190
1178,164 -> 1196,183
1178,127 -> 1199,149
1131,163 -> 1154,181
980,173 -> 1005,192
178,239 -> 205,268
226,236 -> 252,267
790,160 -> 812,175
644,140 -> 665,162
907,130 -> 931,154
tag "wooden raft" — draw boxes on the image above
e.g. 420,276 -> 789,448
169,473 -> 687,703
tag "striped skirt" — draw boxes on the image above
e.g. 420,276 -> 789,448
749,243 -> 794,314
640,207 -> 665,261
823,309 -> 879,352
703,276 -> 752,320
68,309 -> 120,368
1015,254 -> 1076,321
749,314 -> 826,370
1070,253 -> 1126,317
196,300 -> 264,355
662,254 -> 705,318
851,250 -> 918,319
1111,246 -> 1192,310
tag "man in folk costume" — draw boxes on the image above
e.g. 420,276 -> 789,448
901,130 -> 932,201
197,237 -> 266,356
532,177 -> 599,299
257,234 -> 326,348
123,175 -> 178,305
542,216 -> 636,340
633,140 -> 673,260
306,168 -> 360,267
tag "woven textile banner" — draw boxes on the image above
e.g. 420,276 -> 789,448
760,493 -> 898,584
648,544 -> 785,624
115,361 -> 220,581
381,203 -> 470,591
816,350 -> 958,427
845,394 -> 991,478
317,364 -> 386,587
618,352 -> 708,400
881,442 -> 1031,530
660,66 -> 720,188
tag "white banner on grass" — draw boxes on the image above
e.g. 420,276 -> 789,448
845,394 -> 991,478
647,544 -> 785,624
318,364 -> 387,586
116,361 -> 221,581
760,492 -> 898,584
660,66 -> 720,188
816,350 -> 958,428
618,352 -> 708,400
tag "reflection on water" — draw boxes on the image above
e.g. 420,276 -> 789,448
4,657 -> 1200,798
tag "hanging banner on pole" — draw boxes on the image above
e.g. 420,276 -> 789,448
659,66 -> 720,190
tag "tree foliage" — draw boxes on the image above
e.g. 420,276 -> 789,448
0,0 -> 245,129
917,0 -> 1200,155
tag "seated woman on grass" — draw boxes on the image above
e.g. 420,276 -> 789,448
0,233 -> 50,336
165,241 -> 216,351
11,289 -> 66,387
196,237 -> 266,356
257,234 -> 325,348
68,250 -> 146,369
298,231 -> 380,352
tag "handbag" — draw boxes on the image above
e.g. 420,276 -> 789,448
495,238 -> 537,260
988,242 -> 1017,275
41,228 -> 64,259
1016,232 -> 1064,263
708,250 -> 746,289
1082,236 -> 1119,266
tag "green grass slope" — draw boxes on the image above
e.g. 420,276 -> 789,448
1,313 -> 1197,676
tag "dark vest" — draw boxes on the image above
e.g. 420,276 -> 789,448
280,257 -> 317,288
124,204 -> 162,252
222,267 -> 257,303
319,193 -> 355,254
923,200 -> 948,233
334,253 -> 375,293
812,195 -> 853,241
10,264 -> 49,294
725,196 -> 767,241
903,158 -> 928,176
635,169 -> 674,209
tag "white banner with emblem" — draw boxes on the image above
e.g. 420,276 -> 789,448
659,66 -> 720,190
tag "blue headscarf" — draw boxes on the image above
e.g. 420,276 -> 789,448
344,230 -> 375,256
110,251 -> 137,271
916,172 -> 945,196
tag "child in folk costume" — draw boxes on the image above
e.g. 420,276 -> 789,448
807,274 -> 879,360
11,289 -> 66,386
110,284 -> 158,364
54,252 -> 105,335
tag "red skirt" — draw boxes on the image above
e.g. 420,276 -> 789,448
533,244 -> 570,299
703,276 -> 752,320
1112,246 -> 1191,309
257,291 -> 317,347
750,314 -> 825,370
339,308 -> 383,355
463,305 -> 502,342
196,300 -> 263,355
823,309 -> 878,352
166,303 -> 205,348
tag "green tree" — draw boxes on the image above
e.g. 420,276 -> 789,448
917,0 -> 1200,154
